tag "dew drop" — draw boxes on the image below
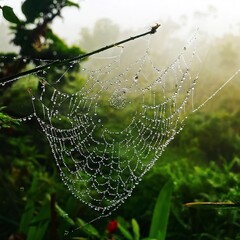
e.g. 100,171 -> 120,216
133,75 -> 138,83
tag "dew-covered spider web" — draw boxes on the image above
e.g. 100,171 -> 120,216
1,31 -> 202,223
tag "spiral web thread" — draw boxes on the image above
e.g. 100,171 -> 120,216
1,33 -> 200,223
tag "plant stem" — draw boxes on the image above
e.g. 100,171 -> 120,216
50,193 -> 57,240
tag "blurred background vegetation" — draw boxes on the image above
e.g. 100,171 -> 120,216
1,0 -> 240,240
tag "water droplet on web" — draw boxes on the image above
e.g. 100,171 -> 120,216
133,75 -> 138,83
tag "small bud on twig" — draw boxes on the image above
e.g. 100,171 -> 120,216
150,23 -> 161,34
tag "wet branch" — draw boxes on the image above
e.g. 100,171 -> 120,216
0,24 -> 160,83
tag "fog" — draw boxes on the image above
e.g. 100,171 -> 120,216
1,0 -> 240,112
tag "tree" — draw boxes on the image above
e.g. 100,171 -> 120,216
0,0 -> 85,90
79,18 -> 120,51
0,1 -> 86,239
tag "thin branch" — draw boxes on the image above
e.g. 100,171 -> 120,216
0,24 -> 160,83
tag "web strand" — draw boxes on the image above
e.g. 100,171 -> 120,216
0,30 -> 203,230
21,34 -> 200,221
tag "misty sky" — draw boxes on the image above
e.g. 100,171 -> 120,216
1,0 -> 240,44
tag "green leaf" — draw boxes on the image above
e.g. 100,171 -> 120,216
118,222 -> 133,240
66,0 -> 80,8
149,181 -> 173,240
132,218 -> 140,240
1,6 -> 21,24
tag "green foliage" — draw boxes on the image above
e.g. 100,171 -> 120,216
0,106 -> 19,129
1,2 -> 240,240
19,178 -> 51,240
75,218 -> 101,239
153,158 -> 240,239
174,111 -> 240,162
0,0 -> 85,88
117,218 -> 134,240
84,182 -> 172,240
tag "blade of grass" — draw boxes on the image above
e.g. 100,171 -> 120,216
118,222 -> 133,240
149,181 -> 173,240
132,218 -> 140,240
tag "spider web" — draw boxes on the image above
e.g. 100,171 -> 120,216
1,32 -> 200,222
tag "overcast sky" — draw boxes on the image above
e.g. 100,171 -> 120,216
1,0 -> 240,44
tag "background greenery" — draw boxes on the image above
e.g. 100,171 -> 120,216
1,1 -> 240,240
